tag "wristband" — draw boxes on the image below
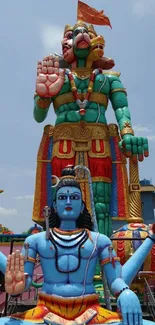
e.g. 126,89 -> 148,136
115,287 -> 129,297
36,97 -> 51,109
120,127 -> 134,137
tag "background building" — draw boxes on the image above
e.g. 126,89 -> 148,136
140,179 -> 155,225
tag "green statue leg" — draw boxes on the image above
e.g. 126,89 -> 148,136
93,181 -> 112,237
93,182 -> 112,280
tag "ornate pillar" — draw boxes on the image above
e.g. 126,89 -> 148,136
128,158 -> 143,223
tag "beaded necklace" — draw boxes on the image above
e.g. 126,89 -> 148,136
65,68 -> 102,116
53,228 -> 85,242
49,229 -> 88,273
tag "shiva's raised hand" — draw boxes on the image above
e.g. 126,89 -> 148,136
5,250 -> 27,295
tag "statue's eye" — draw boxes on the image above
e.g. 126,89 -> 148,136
74,30 -> 81,36
58,195 -> 67,200
70,195 -> 80,200
67,34 -> 73,39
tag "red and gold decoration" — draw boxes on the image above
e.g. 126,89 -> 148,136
109,124 -> 130,220
11,293 -> 122,324
111,223 -> 155,292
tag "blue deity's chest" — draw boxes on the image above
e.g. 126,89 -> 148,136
38,230 -> 98,273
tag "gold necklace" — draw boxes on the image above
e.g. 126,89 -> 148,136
54,227 -> 83,235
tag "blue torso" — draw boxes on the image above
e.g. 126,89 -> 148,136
26,229 -> 103,297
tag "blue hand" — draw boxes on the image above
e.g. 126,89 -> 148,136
117,289 -> 142,325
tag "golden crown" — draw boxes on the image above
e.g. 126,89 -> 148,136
88,25 -> 97,37
73,20 -> 88,31
64,22 -> 98,38
64,24 -> 73,36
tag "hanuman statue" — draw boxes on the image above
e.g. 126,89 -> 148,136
33,20 -> 149,236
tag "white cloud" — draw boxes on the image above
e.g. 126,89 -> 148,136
132,0 -> 155,18
13,195 -> 34,200
147,135 -> 155,141
133,125 -> 152,133
133,124 -> 155,141
9,169 -> 35,178
40,24 -> 63,54
22,170 -> 35,177
0,207 -> 18,217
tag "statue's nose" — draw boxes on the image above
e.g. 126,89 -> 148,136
66,196 -> 71,205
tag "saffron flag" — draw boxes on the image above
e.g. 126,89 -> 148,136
77,0 -> 112,28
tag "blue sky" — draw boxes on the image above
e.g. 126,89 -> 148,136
0,0 -> 155,233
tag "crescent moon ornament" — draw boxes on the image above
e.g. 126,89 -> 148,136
51,175 -> 60,188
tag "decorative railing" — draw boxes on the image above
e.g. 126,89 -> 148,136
138,271 -> 155,321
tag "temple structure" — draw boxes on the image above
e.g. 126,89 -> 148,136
140,179 -> 155,224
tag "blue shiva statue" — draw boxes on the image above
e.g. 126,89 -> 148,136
0,166 -> 155,325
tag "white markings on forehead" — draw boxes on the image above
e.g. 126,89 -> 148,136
58,191 -> 81,195
57,187 -> 81,196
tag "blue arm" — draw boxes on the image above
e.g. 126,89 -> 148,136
98,235 -> 129,295
21,234 -> 38,291
98,234 -> 143,324
0,251 -> 7,274
122,236 -> 155,285
99,234 -> 155,291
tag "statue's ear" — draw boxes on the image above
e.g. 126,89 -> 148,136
53,201 -> 57,212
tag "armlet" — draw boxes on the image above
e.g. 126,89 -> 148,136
25,256 -> 37,264
110,88 -> 127,96
102,71 -> 121,77
36,97 -> 52,109
24,242 -> 37,263
100,257 -> 120,267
